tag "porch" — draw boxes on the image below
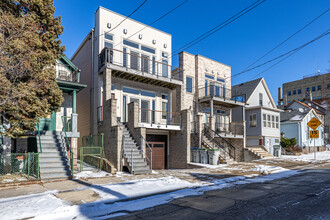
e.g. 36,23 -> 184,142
98,47 -> 184,89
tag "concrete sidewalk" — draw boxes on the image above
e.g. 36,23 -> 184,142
0,158 -> 317,205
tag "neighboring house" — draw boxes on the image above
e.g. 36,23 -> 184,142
285,99 -> 328,145
280,108 -> 325,151
176,51 -> 247,163
0,55 -> 86,180
233,78 -> 282,158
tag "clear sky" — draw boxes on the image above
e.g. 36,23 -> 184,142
54,0 -> 329,103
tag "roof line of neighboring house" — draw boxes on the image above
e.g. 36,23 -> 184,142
286,99 -> 325,115
71,30 -> 92,61
245,106 -> 283,112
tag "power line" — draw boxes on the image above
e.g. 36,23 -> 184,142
70,1 -> 188,68
97,0 -> 148,39
250,29 -> 330,79
113,0 -> 189,48
235,8 -> 329,78
167,0 -> 266,60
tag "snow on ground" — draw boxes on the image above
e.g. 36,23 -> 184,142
251,165 -> 287,175
281,151 -> 330,162
188,162 -> 230,169
74,171 -> 112,179
0,166 -> 303,220
0,176 -> 196,220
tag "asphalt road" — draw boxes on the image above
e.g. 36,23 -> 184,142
114,163 -> 330,220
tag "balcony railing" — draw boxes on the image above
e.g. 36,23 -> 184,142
139,108 -> 181,126
99,47 -> 183,81
214,122 -> 244,136
199,85 -> 246,103
56,70 -> 80,83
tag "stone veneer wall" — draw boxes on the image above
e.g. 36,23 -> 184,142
169,109 -> 191,168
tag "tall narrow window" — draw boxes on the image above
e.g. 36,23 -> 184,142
272,115 -> 275,128
267,115 -> 271,127
276,116 -> 279,128
186,77 -> 193,93
140,100 -> 149,123
141,54 -> 149,73
205,80 -> 208,96
152,56 -> 156,75
152,100 -> 155,123
123,47 -> 127,67
249,114 -> 257,127
263,114 -> 266,127
130,51 -> 139,70
123,96 -> 127,122
259,93 -> 263,106
162,60 -> 168,77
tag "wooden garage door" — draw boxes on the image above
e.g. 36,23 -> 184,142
146,141 -> 165,170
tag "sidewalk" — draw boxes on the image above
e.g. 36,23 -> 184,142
0,151 -> 330,219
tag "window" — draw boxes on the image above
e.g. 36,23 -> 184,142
162,94 -> 168,100
267,115 -> 271,127
104,33 -> 113,41
130,51 -> 139,70
293,90 -> 296,95
141,54 -> 149,73
327,83 -> 330,89
249,114 -> 257,127
186,77 -> 193,93
162,102 -> 168,119
162,60 -> 168,77
298,89 -> 302,94
306,87 -> 310,92
205,74 -> 215,80
317,85 -> 321,91
275,139 -> 279,143
272,115 -> 275,128
312,86 -> 316,92
141,45 -> 155,54
259,93 -> 263,106
123,87 -> 139,95
276,116 -> 279,128
217,78 -> 225,83
288,91 -> 291,96
205,80 -> 208,96
162,52 -> 168,58
141,90 -> 155,97
123,47 -> 127,67
263,114 -> 266,127
104,42 -> 113,48
123,39 -> 139,49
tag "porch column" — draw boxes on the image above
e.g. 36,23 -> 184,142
103,68 -> 112,102
210,99 -> 214,117
72,90 -> 77,113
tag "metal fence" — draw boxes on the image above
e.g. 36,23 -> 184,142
80,134 -> 104,171
0,153 -> 39,180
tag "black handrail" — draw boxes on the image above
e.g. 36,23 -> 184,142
204,124 -> 236,160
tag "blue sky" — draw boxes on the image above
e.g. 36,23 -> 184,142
54,0 -> 329,102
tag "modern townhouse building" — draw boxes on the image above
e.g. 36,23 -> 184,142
233,78 -> 281,159
72,7 -> 190,174
176,52 -> 247,163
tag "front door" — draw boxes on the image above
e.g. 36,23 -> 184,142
146,141 -> 165,169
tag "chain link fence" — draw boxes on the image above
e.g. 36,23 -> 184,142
0,153 -> 39,182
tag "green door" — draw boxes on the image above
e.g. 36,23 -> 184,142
39,112 -> 56,131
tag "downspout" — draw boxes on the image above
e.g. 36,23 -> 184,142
298,122 -> 301,147
90,29 -> 94,135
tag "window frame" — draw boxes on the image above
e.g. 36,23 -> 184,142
186,76 -> 193,93
249,114 -> 257,127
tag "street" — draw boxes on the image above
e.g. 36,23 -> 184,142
115,162 -> 330,220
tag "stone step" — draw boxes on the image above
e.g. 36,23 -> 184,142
128,161 -> 149,167
40,166 -> 71,173
133,169 -> 152,175
124,154 -> 143,159
40,171 -> 71,181
39,156 -> 68,163
39,151 -> 67,157
39,161 -> 70,167
126,158 -> 146,163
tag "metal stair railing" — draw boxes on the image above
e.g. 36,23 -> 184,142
140,134 -> 152,170
203,124 -> 236,161
61,116 -> 74,176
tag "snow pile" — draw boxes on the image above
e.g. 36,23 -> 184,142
282,151 -> 330,162
251,165 -> 287,175
189,162 -> 229,169
74,171 -> 112,179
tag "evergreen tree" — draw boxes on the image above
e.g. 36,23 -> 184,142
0,0 -> 64,137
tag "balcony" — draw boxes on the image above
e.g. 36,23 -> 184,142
138,108 -> 181,130
98,47 -> 184,89
214,122 -> 244,138
199,85 -> 246,107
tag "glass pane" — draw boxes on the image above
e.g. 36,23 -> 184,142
162,60 -> 168,77
186,77 -> 192,93
141,54 -> 149,73
141,100 -> 149,123
123,48 -> 127,67
130,51 -> 139,70
162,102 -> 167,119
123,39 -> 139,49
105,33 -> 113,41
123,96 -> 127,122
141,45 -> 155,54
123,87 -> 139,95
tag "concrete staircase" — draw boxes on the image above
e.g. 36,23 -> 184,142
122,125 -> 152,175
202,134 -> 235,164
37,131 -> 72,180
246,146 -> 274,159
